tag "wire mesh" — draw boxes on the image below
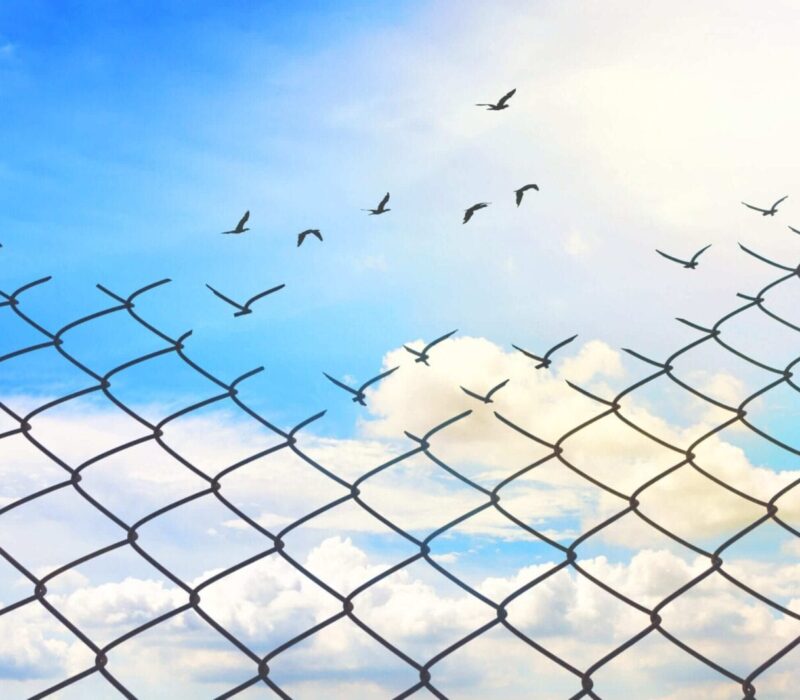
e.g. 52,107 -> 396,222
0,243 -> 798,699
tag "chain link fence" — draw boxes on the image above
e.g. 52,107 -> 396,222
0,243 -> 799,699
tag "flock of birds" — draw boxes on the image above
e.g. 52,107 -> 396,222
207,88 -> 557,405
320,330 -> 580,407
657,195 -> 795,270
1,87 -> 795,410
205,87 -> 799,407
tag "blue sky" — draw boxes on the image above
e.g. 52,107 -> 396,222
4,0 -> 798,436
1,1 -> 800,698
0,0 -> 430,431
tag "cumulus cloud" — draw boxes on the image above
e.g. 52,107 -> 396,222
1,333 -> 797,697
5,537 -> 798,698
2,335 -> 796,567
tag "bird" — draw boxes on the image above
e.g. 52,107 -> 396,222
205,282 -> 285,316
363,192 -> 391,215
741,196 -> 788,216
403,329 -> 458,366
655,244 -> 711,269
297,229 -> 323,247
476,88 -> 516,111
463,202 -> 490,224
789,226 -> 800,235
221,211 -> 250,234
323,367 -> 399,406
514,184 -> 539,206
512,334 -> 578,369
460,379 -> 509,404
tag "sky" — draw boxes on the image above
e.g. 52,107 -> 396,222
1,1 -> 800,698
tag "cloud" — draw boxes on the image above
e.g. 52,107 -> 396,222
7,537 -> 798,697
1,333 -> 798,697
2,335 -> 796,568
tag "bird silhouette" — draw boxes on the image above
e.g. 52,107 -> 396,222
789,226 -> 800,235
741,196 -> 788,216
323,366 -> 399,406
460,379 -> 509,404
205,283 -> 285,316
512,334 -> 578,369
656,244 -> 711,269
297,229 -> 323,247
363,192 -> 391,215
221,211 -> 250,234
476,88 -> 516,111
403,329 -> 458,366
514,184 -> 539,206
463,202 -> 490,224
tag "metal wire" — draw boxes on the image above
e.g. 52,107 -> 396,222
0,245 -> 798,699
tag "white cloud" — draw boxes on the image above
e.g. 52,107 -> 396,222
1,332 -> 798,696
8,538 -> 797,698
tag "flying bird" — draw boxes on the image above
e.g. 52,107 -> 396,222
221,211 -> 250,235
460,379 -> 509,404
463,202 -> 490,224
512,334 -> 578,369
655,244 -> 711,269
403,329 -> 458,366
514,184 -> 539,206
476,88 -> 516,111
205,283 -> 285,316
789,226 -> 800,235
297,229 -> 323,247
363,192 -> 391,215
323,367 -> 399,406
741,196 -> 788,216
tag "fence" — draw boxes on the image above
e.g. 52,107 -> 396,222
0,243 -> 799,699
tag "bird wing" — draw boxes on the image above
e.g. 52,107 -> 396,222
297,232 -> 306,247
323,372 -> 358,396
313,230 -> 323,240
464,203 -> 488,222
236,210 -> 250,229
741,202 -> 768,213
497,88 -> 516,107
403,345 -> 423,358
511,344 -> 544,363
205,284 -> 242,309
515,190 -> 524,206
360,365 -> 399,392
475,103 -> 493,107
656,249 -> 687,265
379,192 -> 390,209
460,386 -> 486,402
543,334 -> 578,359
424,329 -> 458,352
244,283 -> 286,309
689,244 -> 712,264
486,378 -> 510,400
772,195 -> 788,209
789,226 -> 800,235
